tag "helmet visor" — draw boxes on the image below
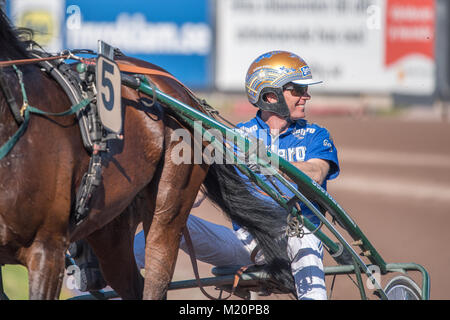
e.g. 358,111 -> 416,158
291,78 -> 323,86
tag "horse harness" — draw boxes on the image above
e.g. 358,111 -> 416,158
0,47 -> 249,300
0,46 -> 225,226
0,49 -> 108,224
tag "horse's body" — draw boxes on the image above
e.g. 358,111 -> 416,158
0,12 -> 294,300
0,18 -> 205,297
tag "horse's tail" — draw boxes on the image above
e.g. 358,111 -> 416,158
202,163 -> 295,294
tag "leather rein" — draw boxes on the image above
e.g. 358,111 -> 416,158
0,54 -> 236,126
0,54 -> 192,93
0,55 -> 70,68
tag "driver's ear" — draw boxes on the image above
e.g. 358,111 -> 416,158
263,92 -> 278,103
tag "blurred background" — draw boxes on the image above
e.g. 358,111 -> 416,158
1,0 -> 449,300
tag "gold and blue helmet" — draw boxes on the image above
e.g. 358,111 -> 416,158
245,50 -> 322,118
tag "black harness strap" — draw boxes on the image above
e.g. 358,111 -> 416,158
30,51 -> 96,152
0,68 -> 24,125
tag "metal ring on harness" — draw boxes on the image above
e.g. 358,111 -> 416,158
286,211 -> 305,238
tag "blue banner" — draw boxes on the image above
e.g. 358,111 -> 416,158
7,0 -> 213,89
66,0 -> 213,89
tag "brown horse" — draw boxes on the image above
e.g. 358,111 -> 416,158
0,11 -> 294,299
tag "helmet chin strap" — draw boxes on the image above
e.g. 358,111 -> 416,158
260,109 -> 294,135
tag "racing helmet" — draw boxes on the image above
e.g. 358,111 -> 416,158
245,51 -> 322,118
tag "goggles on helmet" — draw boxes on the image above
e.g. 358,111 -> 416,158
283,83 -> 309,97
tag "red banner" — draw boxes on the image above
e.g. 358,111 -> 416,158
385,0 -> 435,66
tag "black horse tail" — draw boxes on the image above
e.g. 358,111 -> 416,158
202,163 -> 295,295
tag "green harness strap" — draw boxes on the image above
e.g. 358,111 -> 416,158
0,65 -> 91,160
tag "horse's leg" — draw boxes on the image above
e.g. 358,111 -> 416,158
18,235 -> 68,300
85,188 -> 153,300
143,166 -> 207,299
142,132 -> 208,299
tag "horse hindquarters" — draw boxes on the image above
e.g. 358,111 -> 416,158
142,118 -> 208,300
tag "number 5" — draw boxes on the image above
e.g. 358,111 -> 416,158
101,59 -> 115,111
96,55 -> 122,134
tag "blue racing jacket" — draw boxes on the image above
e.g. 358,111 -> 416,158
232,111 -> 340,228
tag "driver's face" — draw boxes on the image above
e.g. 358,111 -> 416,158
282,85 -> 310,120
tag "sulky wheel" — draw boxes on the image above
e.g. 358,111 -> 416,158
384,275 -> 422,300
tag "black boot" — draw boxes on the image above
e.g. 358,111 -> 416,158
67,239 -> 107,292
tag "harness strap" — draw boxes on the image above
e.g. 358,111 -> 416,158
182,227 -> 248,300
0,63 -> 91,160
116,63 -> 182,85
0,68 -> 23,124
0,98 -> 91,160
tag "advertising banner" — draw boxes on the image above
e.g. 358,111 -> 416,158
7,0 -> 213,89
8,0 -> 63,52
384,0 -> 435,94
215,0 -> 435,95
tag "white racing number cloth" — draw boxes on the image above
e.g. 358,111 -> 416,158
134,214 -> 326,300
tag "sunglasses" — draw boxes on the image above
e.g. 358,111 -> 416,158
283,84 -> 308,96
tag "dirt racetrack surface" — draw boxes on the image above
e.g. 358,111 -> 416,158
167,110 -> 450,300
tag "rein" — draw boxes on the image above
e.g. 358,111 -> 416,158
0,55 -> 184,87
0,54 -> 188,89
0,54 -> 185,160
0,55 -> 70,68
1,54 -> 237,126
182,227 -> 250,300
